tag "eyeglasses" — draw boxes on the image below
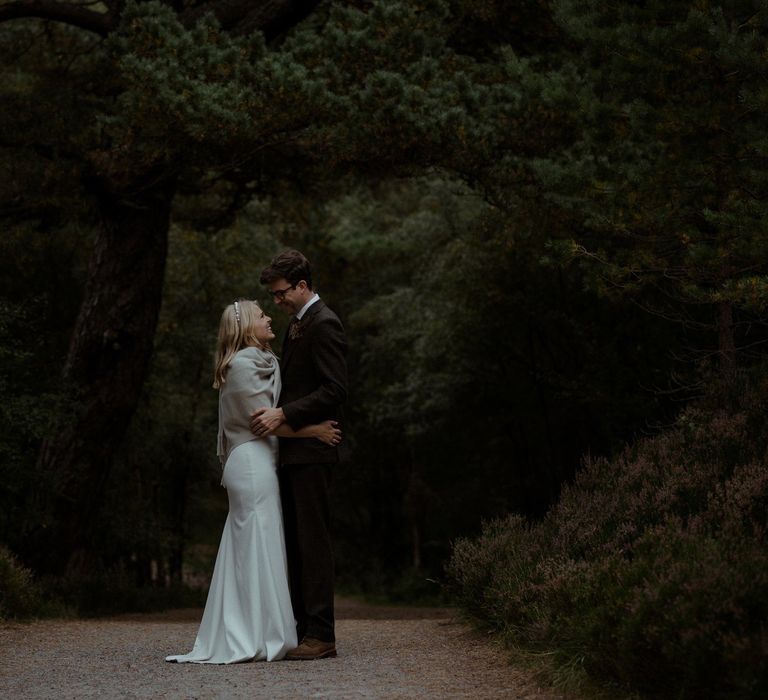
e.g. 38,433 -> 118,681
268,284 -> 296,301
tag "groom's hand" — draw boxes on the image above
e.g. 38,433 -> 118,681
250,407 -> 285,437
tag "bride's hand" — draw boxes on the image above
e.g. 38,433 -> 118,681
314,420 -> 342,446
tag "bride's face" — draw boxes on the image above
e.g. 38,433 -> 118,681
251,307 -> 275,345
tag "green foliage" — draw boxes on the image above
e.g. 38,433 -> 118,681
539,1 -> 768,353
43,570 -> 204,617
447,374 -> 768,698
0,223 -> 85,548
0,546 -> 70,620
0,546 -> 40,619
315,174 -> 684,591
102,1 -> 340,170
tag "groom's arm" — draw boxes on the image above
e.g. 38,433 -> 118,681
251,316 -> 347,436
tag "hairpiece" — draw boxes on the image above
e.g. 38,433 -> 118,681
233,300 -> 241,326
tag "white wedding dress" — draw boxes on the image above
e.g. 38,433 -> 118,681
166,347 -> 297,664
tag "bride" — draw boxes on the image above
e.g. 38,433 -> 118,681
166,299 -> 341,664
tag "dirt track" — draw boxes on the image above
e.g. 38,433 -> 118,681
0,600 -> 568,699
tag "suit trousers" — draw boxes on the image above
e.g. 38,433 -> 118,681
278,462 -> 335,643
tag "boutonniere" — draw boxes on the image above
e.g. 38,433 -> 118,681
289,319 -> 304,340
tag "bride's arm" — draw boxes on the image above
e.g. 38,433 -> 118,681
273,420 -> 342,446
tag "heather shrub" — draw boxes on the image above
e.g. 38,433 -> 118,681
0,545 -> 69,620
447,383 -> 768,698
449,514 -> 542,623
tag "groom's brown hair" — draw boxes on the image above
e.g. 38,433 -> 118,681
259,249 -> 313,289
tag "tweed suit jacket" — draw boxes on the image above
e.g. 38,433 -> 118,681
278,299 -> 348,465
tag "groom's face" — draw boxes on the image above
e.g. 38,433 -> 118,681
267,277 -> 304,315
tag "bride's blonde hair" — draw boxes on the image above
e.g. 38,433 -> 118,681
213,299 -> 270,388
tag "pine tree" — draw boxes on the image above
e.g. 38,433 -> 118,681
540,1 -> 768,381
0,0 -> 564,571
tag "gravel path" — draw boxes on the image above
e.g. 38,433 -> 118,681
0,601 -> 568,699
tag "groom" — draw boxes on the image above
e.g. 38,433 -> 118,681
250,249 -> 347,660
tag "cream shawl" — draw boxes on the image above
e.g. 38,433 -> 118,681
216,346 -> 281,468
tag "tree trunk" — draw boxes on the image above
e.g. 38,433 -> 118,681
2,0 -> 327,578
717,301 -> 737,385
30,178 -> 176,575
411,524 -> 422,569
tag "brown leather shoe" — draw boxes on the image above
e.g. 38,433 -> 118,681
285,637 -> 337,660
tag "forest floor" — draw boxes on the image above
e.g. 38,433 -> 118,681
0,597 -> 574,699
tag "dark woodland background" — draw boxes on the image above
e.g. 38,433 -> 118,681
1,2 -> 767,697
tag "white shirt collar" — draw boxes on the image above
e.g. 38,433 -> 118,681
296,293 -> 320,320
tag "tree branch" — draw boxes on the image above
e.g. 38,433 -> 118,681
0,1 -> 115,36
0,0 -> 323,39
182,0 -> 323,40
